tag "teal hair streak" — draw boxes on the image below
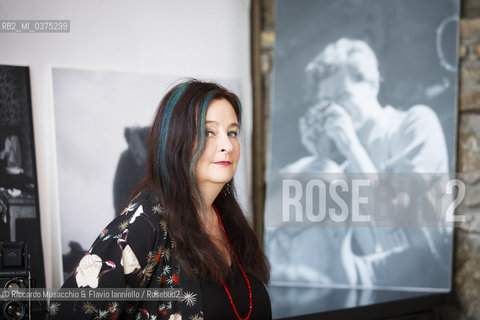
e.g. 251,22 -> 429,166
157,83 -> 189,192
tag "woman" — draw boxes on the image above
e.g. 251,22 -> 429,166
49,80 -> 271,319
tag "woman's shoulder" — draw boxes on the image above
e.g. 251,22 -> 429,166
110,189 -> 165,232
73,188 -> 170,287
89,188 -> 168,255
53,190 -> 174,318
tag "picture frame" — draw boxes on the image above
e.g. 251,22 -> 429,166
0,65 -> 45,289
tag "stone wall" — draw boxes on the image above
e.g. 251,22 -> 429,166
440,17 -> 480,320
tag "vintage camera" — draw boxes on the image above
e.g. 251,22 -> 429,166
0,242 -> 30,320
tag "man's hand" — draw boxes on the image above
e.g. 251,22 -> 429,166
322,103 -> 360,158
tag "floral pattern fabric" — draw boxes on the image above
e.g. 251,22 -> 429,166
48,190 -> 204,320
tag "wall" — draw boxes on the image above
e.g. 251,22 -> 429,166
0,0 -> 252,289
442,14 -> 480,320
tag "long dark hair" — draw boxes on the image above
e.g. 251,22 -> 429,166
135,79 -> 269,285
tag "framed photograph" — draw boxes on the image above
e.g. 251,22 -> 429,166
0,65 -> 45,288
264,0 -> 459,317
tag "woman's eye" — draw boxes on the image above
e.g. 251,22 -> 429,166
228,131 -> 239,138
206,130 -> 215,137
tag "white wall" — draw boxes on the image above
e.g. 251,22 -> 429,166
0,0 -> 252,288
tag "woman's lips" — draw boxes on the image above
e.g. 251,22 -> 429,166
214,161 -> 231,166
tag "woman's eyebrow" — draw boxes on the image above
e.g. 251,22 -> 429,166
205,121 -> 239,128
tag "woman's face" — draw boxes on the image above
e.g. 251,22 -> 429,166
195,98 -> 240,189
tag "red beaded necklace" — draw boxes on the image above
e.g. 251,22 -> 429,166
213,206 -> 253,320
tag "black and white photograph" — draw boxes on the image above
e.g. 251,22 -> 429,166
52,68 -> 247,279
0,65 -> 45,288
264,0 -> 459,313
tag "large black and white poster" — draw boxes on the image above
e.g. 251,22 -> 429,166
0,65 -> 45,288
264,0 -> 459,316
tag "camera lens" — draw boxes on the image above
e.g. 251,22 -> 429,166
4,279 -> 25,289
2,301 -> 26,320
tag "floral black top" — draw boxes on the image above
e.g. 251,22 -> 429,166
48,190 -> 205,320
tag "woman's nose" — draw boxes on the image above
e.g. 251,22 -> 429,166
219,133 -> 233,152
